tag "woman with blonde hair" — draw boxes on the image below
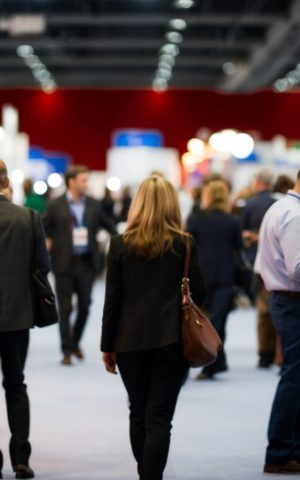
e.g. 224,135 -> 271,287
187,179 -> 244,380
101,175 -> 206,480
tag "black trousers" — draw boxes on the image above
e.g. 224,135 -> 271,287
116,344 -> 189,480
202,285 -> 234,376
55,255 -> 95,355
0,330 -> 31,467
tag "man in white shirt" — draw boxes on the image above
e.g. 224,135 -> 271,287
255,169 -> 300,474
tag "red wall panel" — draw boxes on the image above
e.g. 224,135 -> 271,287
0,88 -> 299,170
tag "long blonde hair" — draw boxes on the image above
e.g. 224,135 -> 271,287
123,175 -> 187,258
202,180 -> 230,213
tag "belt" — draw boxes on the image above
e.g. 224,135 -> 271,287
71,253 -> 90,261
273,290 -> 300,298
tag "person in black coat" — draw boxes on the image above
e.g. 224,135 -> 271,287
0,160 -> 50,479
43,165 -> 117,365
241,168 -> 276,368
101,175 -> 206,480
187,179 -> 244,379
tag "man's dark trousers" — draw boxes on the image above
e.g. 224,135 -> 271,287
0,330 -> 31,466
266,293 -> 300,465
55,254 -> 94,355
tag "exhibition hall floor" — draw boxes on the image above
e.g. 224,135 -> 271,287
0,279 -> 285,479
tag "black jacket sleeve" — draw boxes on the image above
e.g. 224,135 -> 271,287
100,236 -> 123,351
188,237 -> 207,307
32,210 -> 51,274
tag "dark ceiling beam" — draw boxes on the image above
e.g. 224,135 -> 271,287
45,13 -> 284,27
220,0 -> 300,91
0,55 -> 247,68
0,71 -> 218,83
0,37 -> 257,50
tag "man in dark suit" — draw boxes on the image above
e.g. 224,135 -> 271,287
242,168 -> 277,368
0,160 -> 50,479
43,165 -> 117,365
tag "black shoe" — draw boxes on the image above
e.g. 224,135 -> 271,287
258,359 -> 273,369
264,460 -> 300,473
0,449 -> 3,479
258,352 -> 274,369
14,464 -> 35,478
197,365 -> 228,380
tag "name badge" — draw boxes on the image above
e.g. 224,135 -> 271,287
73,227 -> 88,247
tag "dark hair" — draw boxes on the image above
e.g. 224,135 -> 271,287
298,169 -> 300,180
273,174 -> 294,194
0,160 -> 8,188
64,165 -> 89,187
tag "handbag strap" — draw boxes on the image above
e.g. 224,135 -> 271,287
182,239 -> 191,300
183,238 -> 191,278
29,209 -> 38,269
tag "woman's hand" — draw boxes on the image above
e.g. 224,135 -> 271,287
102,352 -> 117,374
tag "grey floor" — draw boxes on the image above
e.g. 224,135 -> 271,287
0,279 -> 288,479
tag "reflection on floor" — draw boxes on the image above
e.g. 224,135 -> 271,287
0,279 -> 284,479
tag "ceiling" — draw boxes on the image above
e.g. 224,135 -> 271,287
0,0 -> 299,92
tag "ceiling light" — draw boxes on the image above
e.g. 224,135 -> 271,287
10,15 -> 46,36
42,81 -> 57,94
209,130 -> 237,154
107,176 -> 121,192
287,70 -> 300,83
231,133 -> 254,159
33,180 -> 48,195
160,43 -> 179,56
34,70 -> 51,82
156,69 -> 172,80
166,31 -> 183,43
158,61 -> 173,71
173,0 -> 195,8
16,44 -> 34,57
47,173 -> 62,189
11,169 -> 24,185
24,55 -> 40,68
159,54 -> 175,66
168,19 -> 187,31
181,152 -> 197,167
274,78 -> 289,92
187,138 -> 205,155
223,62 -> 237,76
152,78 -> 168,92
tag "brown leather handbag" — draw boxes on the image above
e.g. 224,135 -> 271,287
181,240 -> 222,368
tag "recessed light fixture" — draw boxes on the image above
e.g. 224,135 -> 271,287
16,44 -> 34,57
17,45 -> 57,93
158,61 -> 173,72
156,68 -> 172,80
274,78 -> 289,92
152,78 -> 168,92
159,54 -> 176,66
166,31 -> 183,43
223,62 -> 237,76
173,0 -> 195,9
160,43 -> 179,56
168,19 -> 187,31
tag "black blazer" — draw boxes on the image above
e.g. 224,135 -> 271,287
0,195 -> 50,331
187,208 -> 244,287
241,190 -> 276,265
43,194 -> 117,274
101,235 -> 206,353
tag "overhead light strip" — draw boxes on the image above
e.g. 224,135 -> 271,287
16,44 -> 57,93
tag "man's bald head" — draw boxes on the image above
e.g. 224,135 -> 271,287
0,160 -> 9,190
